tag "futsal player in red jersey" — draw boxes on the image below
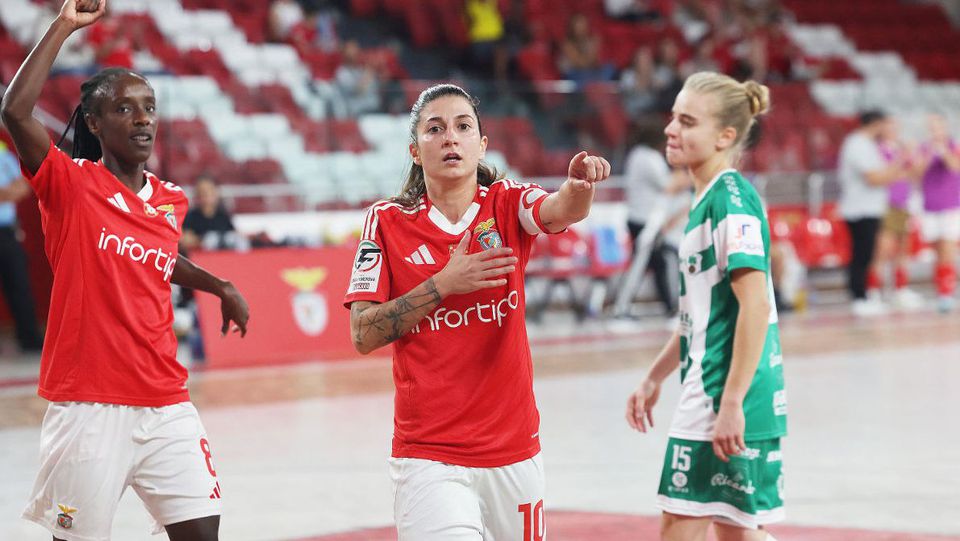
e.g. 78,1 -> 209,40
1,2 -> 249,540
344,83 -> 610,540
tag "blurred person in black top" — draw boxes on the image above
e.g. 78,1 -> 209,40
181,176 -> 236,253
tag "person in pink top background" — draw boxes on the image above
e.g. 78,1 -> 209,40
867,117 -> 923,309
915,114 -> 960,312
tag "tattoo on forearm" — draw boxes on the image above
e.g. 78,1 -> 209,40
353,278 -> 443,347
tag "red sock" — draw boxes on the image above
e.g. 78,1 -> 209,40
935,263 -> 956,296
867,268 -> 883,291
895,266 -> 909,289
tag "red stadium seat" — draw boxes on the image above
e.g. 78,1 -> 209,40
793,216 -> 851,269
588,225 -> 629,279
299,50 -> 342,80
516,42 -> 560,82
330,119 -> 369,152
240,159 -> 285,184
350,0 -> 381,18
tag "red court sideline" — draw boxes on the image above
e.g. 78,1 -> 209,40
296,511 -> 960,541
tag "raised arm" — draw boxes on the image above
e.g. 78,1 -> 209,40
0,0 -> 106,174
538,150 -> 611,233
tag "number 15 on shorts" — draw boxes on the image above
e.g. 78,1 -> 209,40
518,500 -> 544,541
672,444 -> 692,471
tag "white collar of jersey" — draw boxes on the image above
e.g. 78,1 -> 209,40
427,202 -> 481,235
137,174 -> 154,202
96,159 -> 155,202
692,167 -> 737,210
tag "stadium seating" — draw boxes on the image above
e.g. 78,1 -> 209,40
2,0 -> 959,218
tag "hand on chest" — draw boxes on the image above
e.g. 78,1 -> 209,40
390,217 -> 511,279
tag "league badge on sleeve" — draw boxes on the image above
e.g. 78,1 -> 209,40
474,218 -> 503,251
348,240 -> 383,294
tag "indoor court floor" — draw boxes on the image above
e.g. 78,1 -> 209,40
1,306 -> 958,540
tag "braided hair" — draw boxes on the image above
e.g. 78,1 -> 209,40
56,67 -> 149,161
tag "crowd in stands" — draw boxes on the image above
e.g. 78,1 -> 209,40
0,0 -> 958,326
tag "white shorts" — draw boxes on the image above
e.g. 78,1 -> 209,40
390,453 -> 546,541
22,401 -> 222,541
921,208 -> 960,242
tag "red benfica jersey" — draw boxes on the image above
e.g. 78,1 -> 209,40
24,141 -> 189,406
344,179 -> 551,467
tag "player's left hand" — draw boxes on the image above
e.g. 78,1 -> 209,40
218,281 -> 249,337
565,151 -> 611,191
712,402 -> 746,462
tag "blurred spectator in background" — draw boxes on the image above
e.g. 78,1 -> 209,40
464,0 -> 509,82
729,33 -> 768,82
916,114 -> 960,313
557,13 -> 614,88
181,177 -> 238,253
604,0 -> 664,22
868,117 -> 923,310
838,111 -> 912,317
23,0 -> 95,76
680,35 -> 722,78
268,0 -> 304,43
0,139 -> 44,353
177,176 -> 240,358
620,46 -> 657,118
623,122 -> 688,316
652,37 -> 684,111
87,15 -> 138,70
672,0 -> 709,42
761,13 -> 796,81
289,0 -> 340,53
335,40 -> 384,116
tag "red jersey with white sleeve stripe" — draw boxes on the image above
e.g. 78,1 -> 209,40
23,140 -> 190,406
344,179 -> 551,467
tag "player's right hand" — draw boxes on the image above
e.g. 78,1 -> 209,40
626,378 -> 660,433
434,233 -> 517,296
59,0 -> 107,31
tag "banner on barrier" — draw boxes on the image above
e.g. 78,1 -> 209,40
192,247 -> 360,367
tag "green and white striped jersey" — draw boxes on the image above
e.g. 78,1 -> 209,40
671,169 -> 787,442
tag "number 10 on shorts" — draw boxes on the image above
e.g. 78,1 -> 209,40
518,500 -> 544,541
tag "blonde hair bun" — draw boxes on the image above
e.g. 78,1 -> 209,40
743,80 -> 771,117
682,71 -> 772,147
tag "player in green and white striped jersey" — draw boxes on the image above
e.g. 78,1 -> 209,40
626,72 -> 787,541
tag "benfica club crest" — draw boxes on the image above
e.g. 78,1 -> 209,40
473,218 -> 503,251
57,504 -> 77,529
157,204 -> 177,231
281,267 -> 329,336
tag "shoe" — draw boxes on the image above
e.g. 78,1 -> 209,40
893,288 -> 924,311
852,298 -> 888,317
937,295 -> 955,314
